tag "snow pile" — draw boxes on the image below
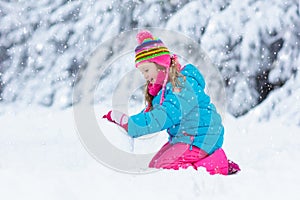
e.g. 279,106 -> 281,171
0,104 -> 299,199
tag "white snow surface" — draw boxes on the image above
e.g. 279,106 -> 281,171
0,103 -> 299,200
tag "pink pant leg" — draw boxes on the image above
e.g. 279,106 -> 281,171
149,143 -> 230,175
194,148 -> 229,175
149,142 -> 172,165
149,142 -> 208,170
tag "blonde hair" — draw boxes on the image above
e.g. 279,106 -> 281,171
144,57 -> 185,111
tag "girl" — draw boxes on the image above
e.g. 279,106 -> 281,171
103,30 -> 240,175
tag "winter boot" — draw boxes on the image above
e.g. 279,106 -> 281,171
227,160 -> 240,175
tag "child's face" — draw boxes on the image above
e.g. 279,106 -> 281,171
138,62 -> 160,84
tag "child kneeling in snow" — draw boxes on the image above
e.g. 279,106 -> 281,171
103,30 -> 240,175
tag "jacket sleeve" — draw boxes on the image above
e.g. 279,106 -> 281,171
127,91 -> 182,138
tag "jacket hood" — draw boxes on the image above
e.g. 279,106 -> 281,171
180,64 -> 206,89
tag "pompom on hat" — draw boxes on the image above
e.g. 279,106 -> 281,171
135,30 -> 171,69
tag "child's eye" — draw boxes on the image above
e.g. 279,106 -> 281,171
145,69 -> 149,72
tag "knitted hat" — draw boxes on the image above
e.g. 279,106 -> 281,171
135,30 -> 173,106
135,30 -> 171,68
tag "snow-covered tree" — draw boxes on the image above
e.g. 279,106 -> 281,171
0,0 -> 299,123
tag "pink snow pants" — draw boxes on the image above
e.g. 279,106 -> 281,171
149,142 -> 229,175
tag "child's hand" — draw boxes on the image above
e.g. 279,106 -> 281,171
102,110 -> 128,132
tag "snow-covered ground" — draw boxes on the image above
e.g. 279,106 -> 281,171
0,103 -> 299,200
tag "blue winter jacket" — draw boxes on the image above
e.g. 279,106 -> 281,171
128,64 -> 224,154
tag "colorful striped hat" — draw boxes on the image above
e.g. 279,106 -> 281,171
135,30 -> 174,105
135,30 -> 171,68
